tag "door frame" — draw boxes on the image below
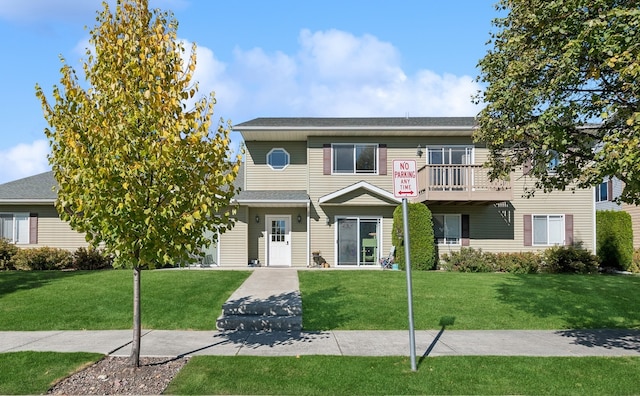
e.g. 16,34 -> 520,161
334,215 -> 382,267
265,214 -> 292,267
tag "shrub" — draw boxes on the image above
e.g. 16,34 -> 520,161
494,251 -> 540,274
630,248 -> 640,273
440,248 -> 497,272
542,243 -> 599,274
11,247 -> 73,271
596,210 -> 634,271
392,203 -> 436,270
72,246 -> 113,270
0,239 -> 19,270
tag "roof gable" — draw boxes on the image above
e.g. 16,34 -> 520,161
319,181 -> 400,206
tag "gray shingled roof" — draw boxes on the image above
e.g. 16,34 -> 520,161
0,162 -> 245,202
235,117 -> 477,128
0,171 -> 57,201
235,190 -> 310,202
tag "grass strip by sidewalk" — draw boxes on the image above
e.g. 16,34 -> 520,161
300,271 -> 640,330
0,351 -> 102,395
3,352 -> 638,395
165,355 -> 640,395
0,270 -> 250,330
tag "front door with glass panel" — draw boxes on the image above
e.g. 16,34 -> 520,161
267,216 -> 291,266
336,217 -> 380,266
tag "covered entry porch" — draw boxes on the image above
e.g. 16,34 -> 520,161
235,190 -> 310,267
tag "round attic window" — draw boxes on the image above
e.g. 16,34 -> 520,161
267,148 -> 290,170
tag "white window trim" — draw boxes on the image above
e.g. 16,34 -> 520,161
331,143 -> 379,175
532,214 -> 565,246
433,213 -> 461,245
0,212 -> 29,245
425,145 -> 475,165
595,181 -> 608,202
267,148 -> 290,171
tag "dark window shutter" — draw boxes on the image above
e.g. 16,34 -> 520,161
378,144 -> 387,175
323,144 -> 331,175
523,214 -> 532,246
607,180 -> 613,201
461,214 -> 470,246
565,214 -> 573,246
29,213 -> 38,244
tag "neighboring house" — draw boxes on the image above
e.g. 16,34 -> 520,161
595,177 -> 640,248
0,167 -> 245,261
219,117 -> 595,267
0,172 -> 87,250
0,117 -> 597,265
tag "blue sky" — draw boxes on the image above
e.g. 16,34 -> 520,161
0,0 -> 498,184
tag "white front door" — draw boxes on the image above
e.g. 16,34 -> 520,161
266,215 -> 291,266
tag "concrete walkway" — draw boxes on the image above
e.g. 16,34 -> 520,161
1,268 -> 640,358
1,329 -> 640,358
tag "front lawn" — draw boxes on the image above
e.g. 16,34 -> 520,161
0,270 -> 250,330
3,270 -> 640,395
3,270 -> 639,331
165,355 -> 640,395
299,271 -> 640,330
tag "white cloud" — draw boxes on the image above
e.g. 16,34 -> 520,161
210,29 -> 482,119
298,29 -> 405,84
0,140 -> 50,184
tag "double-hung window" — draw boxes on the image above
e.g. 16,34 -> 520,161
533,214 -> 564,245
433,214 -> 461,245
333,144 -> 377,174
0,213 -> 29,244
596,182 -> 609,202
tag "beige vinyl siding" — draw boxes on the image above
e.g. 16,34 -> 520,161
244,207 -> 308,267
428,167 -> 595,255
312,206 -> 396,266
622,203 -> 640,248
245,141 -> 308,191
307,135 -> 483,265
0,204 -> 87,251
219,206 -> 248,266
308,136 -> 480,202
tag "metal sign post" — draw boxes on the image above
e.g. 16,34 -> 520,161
393,160 -> 417,372
402,197 -> 417,371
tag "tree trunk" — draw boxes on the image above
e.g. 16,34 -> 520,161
129,265 -> 141,367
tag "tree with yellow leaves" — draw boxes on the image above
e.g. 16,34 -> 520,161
36,0 -> 241,367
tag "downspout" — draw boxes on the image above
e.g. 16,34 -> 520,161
592,185 -> 597,254
306,200 -> 310,267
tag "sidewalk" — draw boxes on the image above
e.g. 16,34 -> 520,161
1,329 -> 639,357
2,268 -> 640,358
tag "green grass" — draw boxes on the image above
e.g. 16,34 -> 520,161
0,269 -> 250,330
299,271 -> 640,330
3,270 -> 640,395
165,355 -> 640,395
0,351 -> 103,395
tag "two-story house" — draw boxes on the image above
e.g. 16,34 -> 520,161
0,117 -> 596,266
219,117 -> 595,267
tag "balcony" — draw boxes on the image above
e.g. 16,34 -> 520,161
415,164 -> 512,204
